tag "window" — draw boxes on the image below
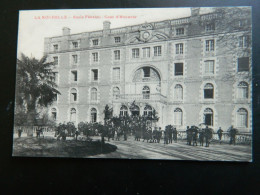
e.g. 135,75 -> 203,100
91,88 -> 97,101
174,84 -> 183,100
143,47 -> 150,58
144,105 -> 152,117
237,82 -> 249,99
92,39 -> 99,46
92,69 -> 98,81
72,42 -> 78,49
72,55 -> 78,64
239,36 -> 248,48
206,23 -> 215,31
176,43 -> 183,54
53,94 -> 57,102
92,52 -> 98,62
120,106 -> 128,116
176,28 -> 184,35
51,108 -> 57,121
237,108 -> 248,128
238,57 -> 249,72
71,71 -> 77,82
142,86 -> 150,99
53,44 -> 58,52
206,40 -> 214,51
51,72 -> 58,83
70,108 -> 76,123
174,63 -> 183,76
113,68 -> 120,81
53,56 -> 58,65
91,108 -> 97,123
204,83 -> 214,99
143,67 -> 150,78
114,50 -> 120,60
70,88 -> 77,102
238,20 -> 247,27
204,60 -> 214,74
113,87 -> 120,99
174,108 -> 183,126
132,48 -> 139,58
204,108 -> 213,126
154,46 -> 162,56
114,37 -> 121,43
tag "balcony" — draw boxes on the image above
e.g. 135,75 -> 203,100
113,93 -> 167,103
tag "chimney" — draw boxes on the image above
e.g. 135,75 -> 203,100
62,27 -> 70,36
103,21 -> 111,30
191,7 -> 200,16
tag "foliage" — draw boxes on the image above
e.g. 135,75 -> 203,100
57,122 -> 76,137
15,53 -> 61,124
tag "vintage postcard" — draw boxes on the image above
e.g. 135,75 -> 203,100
13,7 -> 252,161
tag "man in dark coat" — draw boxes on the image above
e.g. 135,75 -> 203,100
18,128 -> 23,138
75,129 -> 79,140
192,126 -> 198,146
199,129 -> 205,146
186,126 -> 192,146
204,126 -> 213,147
173,128 -> 178,143
229,126 -> 238,145
217,127 -> 224,144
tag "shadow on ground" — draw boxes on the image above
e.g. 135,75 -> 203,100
12,137 -> 117,158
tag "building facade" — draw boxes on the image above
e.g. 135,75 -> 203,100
44,7 -> 252,132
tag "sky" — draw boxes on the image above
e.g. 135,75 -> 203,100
17,8 -> 214,59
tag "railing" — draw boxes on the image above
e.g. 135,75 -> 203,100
176,131 -> 252,145
200,13 -> 221,21
14,126 -> 56,134
115,93 -> 167,103
170,17 -> 190,25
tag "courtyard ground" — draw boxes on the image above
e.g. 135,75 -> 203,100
12,133 -> 252,161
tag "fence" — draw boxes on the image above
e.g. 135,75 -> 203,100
14,126 -> 56,134
177,131 -> 252,145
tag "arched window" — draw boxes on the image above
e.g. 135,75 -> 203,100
204,83 -> 214,99
142,86 -> 150,99
237,82 -> 248,99
113,87 -> 120,99
91,88 -> 97,101
91,108 -> 97,123
237,108 -> 248,128
174,108 -> 183,126
204,108 -> 213,126
120,105 -> 128,116
70,108 -> 76,123
51,108 -> 57,121
174,84 -> 183,100
70,88 -> 77,102
144,105 -> 152,116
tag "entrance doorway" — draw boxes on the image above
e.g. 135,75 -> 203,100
131,105 -> 140,116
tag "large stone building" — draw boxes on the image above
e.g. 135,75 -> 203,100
44,7 -> 252,132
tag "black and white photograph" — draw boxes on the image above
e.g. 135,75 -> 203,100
13,7 -> 252,161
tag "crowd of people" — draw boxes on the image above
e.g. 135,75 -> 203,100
16,123 -> 240,146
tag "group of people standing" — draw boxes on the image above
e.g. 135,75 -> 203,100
186,126 -> 213,147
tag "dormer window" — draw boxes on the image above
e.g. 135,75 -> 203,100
92,39 -> 99,46
114,37 -> 121,43
176,28 -> 184,35
53,44 -> 58,52
72,42 -> 78,49
206,23 -> 215,31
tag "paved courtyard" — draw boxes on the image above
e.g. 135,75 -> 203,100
89,136 -> 252,161
13,133 -> 252,161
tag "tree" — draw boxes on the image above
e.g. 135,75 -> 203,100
15,53 -> 60,128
